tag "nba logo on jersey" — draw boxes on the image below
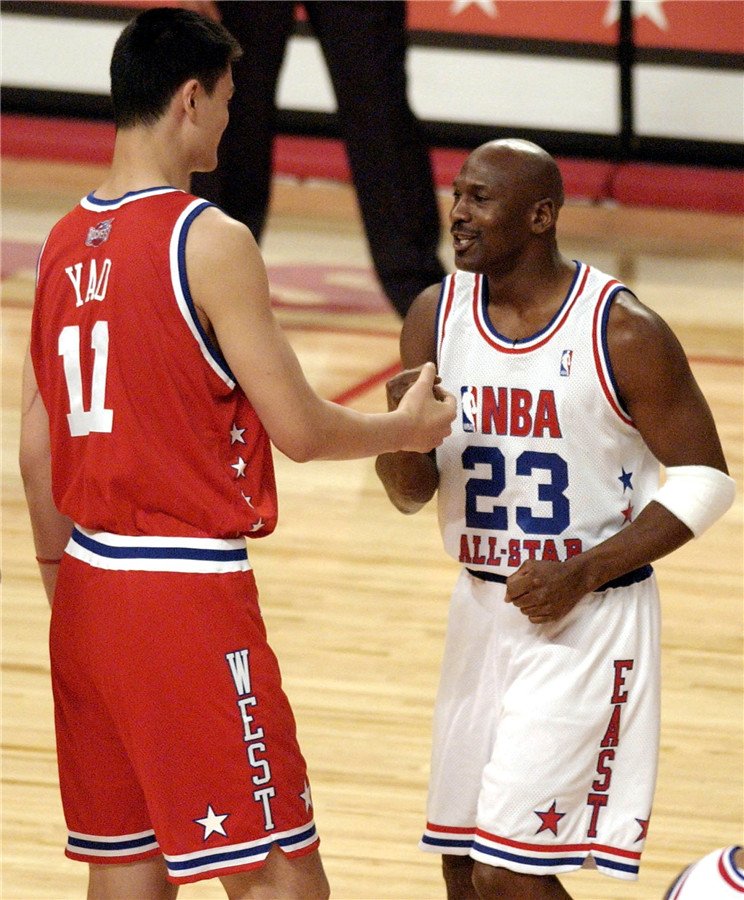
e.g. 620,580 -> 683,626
85,219 -> 114,247
461,385 -> 478,432
560,349 -> 573,376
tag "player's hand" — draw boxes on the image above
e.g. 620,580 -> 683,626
396,362 -> 456,452
385,363 -> 448,412
505,559 -> 587,623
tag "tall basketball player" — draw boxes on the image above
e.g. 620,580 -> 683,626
19,8 -> 455,899
375,139 -> 734,900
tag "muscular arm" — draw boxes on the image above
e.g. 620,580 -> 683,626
507,291 -> 731,622
19,349 -> 73,606
186,210 -> 454,461
374,285 -> 442,513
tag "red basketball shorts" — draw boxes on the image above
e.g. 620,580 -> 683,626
51,527 -> 319,884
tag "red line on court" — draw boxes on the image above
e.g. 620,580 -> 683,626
330,362 -> 401,406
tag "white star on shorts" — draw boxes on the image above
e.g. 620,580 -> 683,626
300,781 -> 313,812
194,804 -> 229,840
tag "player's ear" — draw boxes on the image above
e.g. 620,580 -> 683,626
531,198 -> 556,234
181,79 -> 200,121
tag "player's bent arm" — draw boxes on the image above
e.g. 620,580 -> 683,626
375,286 -> 442,513
186,211 -> 454,460
559,293 -> 733,594
18,349 -> 73,606
375,451 -> 439,514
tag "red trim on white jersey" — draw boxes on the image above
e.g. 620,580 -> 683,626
591,279 -> 635,427
471,262 -> 590,354
437,274 -> 458,359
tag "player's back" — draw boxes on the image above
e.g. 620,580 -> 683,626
31,187 -> 276,540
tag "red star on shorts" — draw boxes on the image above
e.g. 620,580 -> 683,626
534,800 -> 566,836
621,502 -> 634,524
635,818 -> 650,841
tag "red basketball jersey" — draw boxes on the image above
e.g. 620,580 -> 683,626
31,187 -> 277,539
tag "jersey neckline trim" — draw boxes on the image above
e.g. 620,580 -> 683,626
81,186 -> 180,211
472,261 -> 588,354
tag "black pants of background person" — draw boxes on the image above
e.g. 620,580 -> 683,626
192,1 -> 446,317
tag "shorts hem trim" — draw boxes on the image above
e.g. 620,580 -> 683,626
164,821 -> 319,882
420,822 -> 642,880
166,836 -> 321,884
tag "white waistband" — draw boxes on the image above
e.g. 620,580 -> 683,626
66,525 -> 251,573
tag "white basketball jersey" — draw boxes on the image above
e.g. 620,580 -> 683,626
435,263 -> 660,577
665,846 -> 744,898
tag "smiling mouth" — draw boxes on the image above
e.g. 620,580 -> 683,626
452,231 -> 477,253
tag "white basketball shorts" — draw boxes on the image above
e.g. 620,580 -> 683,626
420,566 -> 660,881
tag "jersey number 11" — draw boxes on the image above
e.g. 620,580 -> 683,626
58,322 -> 114,437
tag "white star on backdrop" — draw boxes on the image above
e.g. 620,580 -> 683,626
604,0 -> 668,29
450,0 -> 497,17
231,456 -> 247,478
194,804 -> 229,840
230,423 -> 246,444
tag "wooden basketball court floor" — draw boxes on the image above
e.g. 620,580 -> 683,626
2,155 -> 742,899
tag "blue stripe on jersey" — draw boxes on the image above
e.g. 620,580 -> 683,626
70,528 -> 248,563
82,187 -> 177,210
477,261 -> 583,347
599,284 -> 633,419
175,202 -> 237,385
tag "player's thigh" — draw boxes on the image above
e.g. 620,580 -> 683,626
87,855 -> 177,900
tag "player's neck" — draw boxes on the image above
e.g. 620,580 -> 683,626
485,247 -> 573,308
95,124 -> 191,199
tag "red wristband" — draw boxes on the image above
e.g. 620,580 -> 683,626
36,556 -> 62,565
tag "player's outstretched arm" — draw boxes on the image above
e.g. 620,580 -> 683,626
18,349 -> 74,605
186,210 -> 455,461
375,286 -> 442,514
506,291 -> 735,623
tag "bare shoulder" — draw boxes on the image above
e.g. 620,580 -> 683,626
401,282 -> 444,368
185,207 -> 270,321
606,289 -> 726,467
607,289 -> 673,341
606,289 -> 689,384
187,205 -> 259,261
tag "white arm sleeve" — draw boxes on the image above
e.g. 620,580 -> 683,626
652,465 -> 736,537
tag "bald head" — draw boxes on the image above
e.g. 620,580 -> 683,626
466,139 -> 565,212
450,138 -> 568,274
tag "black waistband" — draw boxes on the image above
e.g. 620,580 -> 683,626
466,564 -> 654,592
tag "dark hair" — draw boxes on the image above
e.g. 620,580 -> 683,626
110,7 -> 242,128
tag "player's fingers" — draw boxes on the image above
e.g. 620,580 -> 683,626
413,361 -> 436,389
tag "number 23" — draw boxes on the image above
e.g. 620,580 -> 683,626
463,445 -> 570,535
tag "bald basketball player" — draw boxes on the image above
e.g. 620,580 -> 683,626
376,139 -> 734,900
